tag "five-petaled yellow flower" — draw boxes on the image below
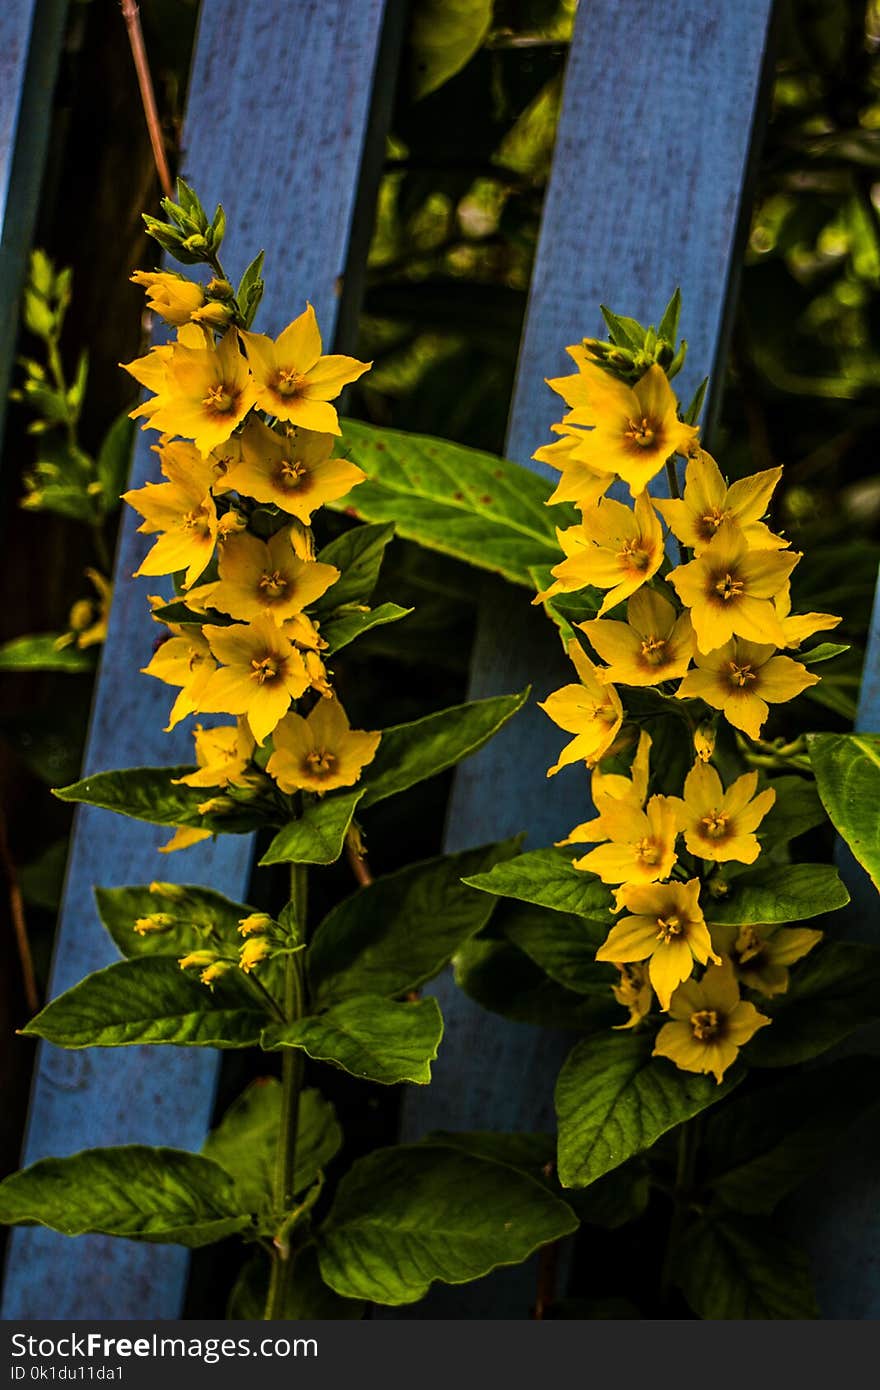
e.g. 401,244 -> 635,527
773,582 -> 842,647
653,958 -> 770,1083
123,441 -> 218,589
205,527 -> 339,624
533,428 -> 613,511
131,270 -> 205,326
611,962 -> 654,1030
654,449 -> 786,553
141,620 -> 217,731
580,587 -> 694,685
671,761 -> 775,864
597,878 -> 718,1010
199,615 -> 310,743
537,491 -> 664,615
239,304 -> 370,434
173,719 -> 256,790
267,697 -> 380,794
572,792 -> 678,885
710,922 -> 822,996
539,641 -> 623,774
560,729 -> 652,846
223,416 -> 366,523
677,636 -> 818,740
668,521 -> 798,653
546,356 -> 698,496
148,330 -> 256,455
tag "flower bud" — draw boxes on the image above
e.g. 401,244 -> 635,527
179,949 -> 218,971
206,277 -> 234,299
238,912 -> 274,937
239,938 -> 272,973
191,301 -> 234,329
133,912 -> 175,936
201,961 -> 233,987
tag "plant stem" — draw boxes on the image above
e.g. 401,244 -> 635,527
659,1116 -> 700,1307
264,863 -> 308,1321
120,0 -> 174,199
664,454 -> 687,566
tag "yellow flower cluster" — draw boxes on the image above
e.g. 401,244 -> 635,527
536,348 -> 837,1082
122,282 -> 380,853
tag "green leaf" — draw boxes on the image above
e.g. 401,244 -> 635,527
599,305 -> 644,350
95,882 -> 253,959
203,1080 -> 341,1222
0,1146 -> 250,1246
421,1130 -> 555,1179
259,787 -> 365,866
358,689 -> 529,809
22,957 -> 268,1049
569,1159 -> 651,1230
454,937 -> 616,1029
316,1144 -> 578,1305
333,419 -> 570,588
555,1032 -> 737,1188
705,863 -> 849,925
19,838 -> 68,911
702,1056 -> 879,1214
499,903 -> 614,996
314,522 -> 395,614
410,0 -> 493,100
321,603 -> 411,655
759,775 -> 826,847
809,733 -> 880,891
800,642 -> 850,665
0,634 -> 94,672
263,995 -> 443,1085
308,840 -> 516,1005
463,847 -> 613,919
657,287 -> 682,344
95,409 -> 134,509
674,1217 -> 818,1319
53,765 -> 258,833
530,570 -> 603,649
746,942 -> 880,1066
229,1246 -> 363,1319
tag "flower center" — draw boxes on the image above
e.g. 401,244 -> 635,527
181,505 -> 212,536
618,539 -> 651,572
274,367 -> 302,397
700,809 -> 729,839
276,458 -> 308,489
203,384 -> 234,414
305,747 -> 336,775
656,914 -> 682,943
714,571 -> 744,601
700,507 -> 729,538
728,660 -> 756,688
690,1008 -> 720,1042
258,569 -> 289,600
635,837 -> 660,865
624,416 -> 656,449
250,656 -> 279,684
639,634 -> 668,665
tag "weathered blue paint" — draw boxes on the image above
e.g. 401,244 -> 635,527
1,0 -> 391,1320
0,0 -> 67,459
400,0 -> 775,1317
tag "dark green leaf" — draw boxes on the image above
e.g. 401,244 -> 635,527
454,937 -> 617,1030
54,766 -> 258,833
229,1246 -> 363,1319
263,995 -> 443,1085
499,903 -> 614,996
569,1159 -> 651,1230
809,733 -> 880,891
705,863 -> 849,925
259,787 -> 365,866
0,635 -> 94,673
759,775 -> 826,847
800,642 -> 850,665
313,522 -> 395,615
95,882 -> 253,959
674,1217 -> 818,1319
95,409 -> 134,508
464,847 -> 613,919
321,603 -> 411,655
410,0 -> 493,99
747,942 -> 880,1066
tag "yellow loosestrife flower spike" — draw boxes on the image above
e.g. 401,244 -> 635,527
267,697 -> 380,794
654,449 -> 787,553
579,587 -> 694,685
710,922 -> 822,996
537,492 -> 665,614
148,330 -> 257,455
173,719 -> 256,790
676,636 -> 818,740
131,270 -> 206,326
670,761 -> 775,864
559,729 -> 652,845
226,416 -> 367,522
198,615 -> 311,744
571,793 -> 678,885
668,520 -> 798,653
597,878 -> 718,1011
545,357 -> 698,497
539,640 -> 623,774
239,304 -> 370,435
653,958 -> 770,1083
203,528 -> 339,624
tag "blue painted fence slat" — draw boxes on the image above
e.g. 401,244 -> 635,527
401,0 -> 775,1317
1,0 -> 390,1320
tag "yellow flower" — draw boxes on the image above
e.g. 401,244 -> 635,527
611,962 -> 654,1030
653,959 -> 770,1082
198,615 -> 310,743
131,270 -> 205,326
693,723 -> 716,763
597,878 -> 718,1010
711,922 -> 822,996
238,912 -> 274,937
239,938 -> 273,973
223,416 -> 366,523
55,569 -> 112,651
773,582 -> 842,647
141,622 -> 217,731
579,586 -> 694,685
572,793 -> 678,885
239,304 -> 370,434
670,761 -> 775,864
132,913 -> 174,936
677,637 -> 818,740
654,449 -> 786,553
546,359 -> 698,497
538,640 -> 623,775
560,729 -> 652,845
537,492 -> 665,615
205,527 -> 339,624
123,440 -> 218,588
121,324 -> 206,423
158,826 -> 212,854
668,522 -> 798,654
267,697 -> 380,794
533,428 -> 613,510
173,719 -> 256,790
148,330 -> 256,455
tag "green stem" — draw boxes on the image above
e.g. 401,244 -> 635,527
664,454 -> 687,566
264,863 -> 308,1321
659,1116 -> 700,1307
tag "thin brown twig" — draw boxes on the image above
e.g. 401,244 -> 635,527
120,0 -> 174,200
0,807 -> 39,1015
346,841 -> 373,888
533,1239 -> 559,1320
